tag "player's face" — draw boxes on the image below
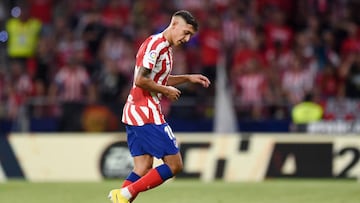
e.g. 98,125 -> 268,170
173,18 -> 196,46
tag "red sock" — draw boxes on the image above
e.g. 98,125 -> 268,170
121,180 -> 133,188
122,180 -> 137,202
127,168 -> 164,197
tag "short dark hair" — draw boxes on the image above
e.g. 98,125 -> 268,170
173,10 -> 198,31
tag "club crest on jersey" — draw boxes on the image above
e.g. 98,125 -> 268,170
148,50 -> 157,63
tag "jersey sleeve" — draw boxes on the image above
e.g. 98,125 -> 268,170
136,35 -> 165,70
144,49 -> 158,70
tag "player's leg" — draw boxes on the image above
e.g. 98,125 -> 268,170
162,152 -> 183,175
119,124 -> 182,200
109,123 -> 180,202
120,174 -> 139,203
121,172 -> 140,188
122,154 -> 153,187
109,124 -> 153,203
121,154 -> 153,202
122,152 -> 183,199
110,157 -> 178,203
109,155 -> 153,203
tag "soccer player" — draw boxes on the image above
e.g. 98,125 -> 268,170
108,10 -> 210,203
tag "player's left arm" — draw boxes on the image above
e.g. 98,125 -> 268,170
167,74 -> 210,88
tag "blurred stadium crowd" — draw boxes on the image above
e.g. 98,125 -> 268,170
0,0 -> 360,132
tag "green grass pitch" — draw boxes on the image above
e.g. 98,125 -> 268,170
1,179 -> 359,203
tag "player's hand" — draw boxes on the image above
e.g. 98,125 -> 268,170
164,86 -> 181,101
189,74 -> 211,88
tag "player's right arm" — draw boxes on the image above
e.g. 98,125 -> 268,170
135,66 -> 181,101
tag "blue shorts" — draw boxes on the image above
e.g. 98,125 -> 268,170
125,123 -> 179,159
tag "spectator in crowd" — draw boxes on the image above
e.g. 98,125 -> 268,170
5,3 -> 42,64
32,35 -> 54,91
232,39 -> 265,75
28,36 -> 56,119
340,21 -> 360,59
291,93 -> 323,131
97,28 -> 132,78
28,0 -> 53,35
94,57 -> 129,117
49,55 -> 95,131
5,60 -> 33,121
292,93 -> 323,124
322,85 -> 358,121
315,63 -> 342,100
232,58 -> 270,120
197,13 -> 222,87
263,9 -> 293,52
264,38 -> 295,73
222,9 -> 256,54
314,30 -> 340,70
101,0 -> 131,29
339,49 -> 360,99
78,8 -> 107,75
281,56 -> 315,106
55,29 -> 87,68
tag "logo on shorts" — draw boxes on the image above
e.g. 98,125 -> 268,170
99,142 -> 133,178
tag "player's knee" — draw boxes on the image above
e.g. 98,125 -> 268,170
133,165 -> 152,176
163,153 -> 183,175
168,161 -> 183,175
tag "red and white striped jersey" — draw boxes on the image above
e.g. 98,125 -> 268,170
235,73 -> 266,105
122,32 -> 173,126
54,65 -> 90,102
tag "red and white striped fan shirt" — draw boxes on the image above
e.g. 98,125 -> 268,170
122,32 -> 173,126
54,65 -> 90,102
